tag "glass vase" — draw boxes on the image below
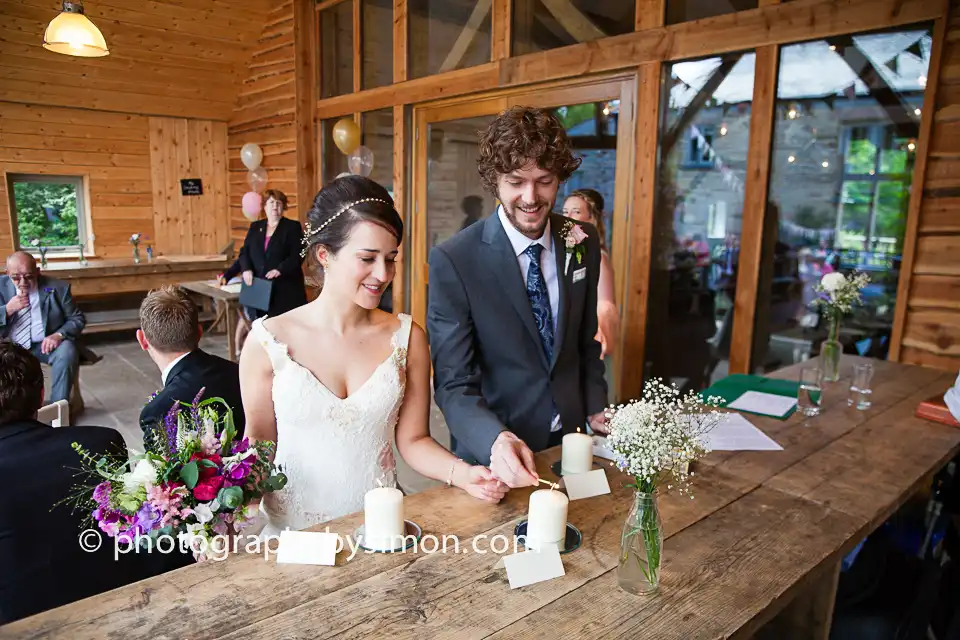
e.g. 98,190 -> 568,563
820,316 -> 842,382
618,491 -> 663,595
132,246 -> 141,264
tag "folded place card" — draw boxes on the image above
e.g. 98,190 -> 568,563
503,544 -> 565,589
563,468 -> 611,500
727,390 -> 797,418
276,530 -> 339,566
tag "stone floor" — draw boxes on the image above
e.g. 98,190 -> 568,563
46,333 -> 448,495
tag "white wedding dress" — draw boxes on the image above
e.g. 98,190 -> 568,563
249,314 -> 412,536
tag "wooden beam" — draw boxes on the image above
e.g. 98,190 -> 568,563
619,62 -> 662,399
540,0 -> 606,42
891,8 -> 951,361
317,0 -> 944,119
392,104 -> 407,313
729,45 -> 779,374
393,0 -> 408,83
294,0 -> 318,224
492,0 -> 512,61
438,0 -> 493,74
635,0 -> 665,30
316,0 -> 349,11
353,0 -> 361,93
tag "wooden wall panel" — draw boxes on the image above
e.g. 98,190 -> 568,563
0,103 -> 153,259
0,0 -> 271,121
897,1 -> 960,371
228,0 -> 298,245
148,117 -> 230,256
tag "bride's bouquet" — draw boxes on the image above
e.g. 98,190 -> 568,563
66,389 -> 287,560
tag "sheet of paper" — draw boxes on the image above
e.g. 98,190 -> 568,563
503,544 -> 565,589
220,283 -> 242,294
727,390 -> 797,417
563,468 -> 611,500
704,413 -> 783,451
592,435 -> 616,461
276,530 -> 339,566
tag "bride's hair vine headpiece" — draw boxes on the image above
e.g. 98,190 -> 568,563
300,197 -> 391,257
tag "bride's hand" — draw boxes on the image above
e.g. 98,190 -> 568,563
458,465 -> 509,503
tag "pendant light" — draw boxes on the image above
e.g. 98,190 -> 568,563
43,1 -> 109,58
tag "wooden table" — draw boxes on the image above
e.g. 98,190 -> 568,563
180,280 -> 244,362
42,255 -> 230,299
3,356 -> 958,639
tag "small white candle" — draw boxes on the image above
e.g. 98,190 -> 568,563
561,431 -> 593,475
525,489 -> 568,551
363,487 -> 405,550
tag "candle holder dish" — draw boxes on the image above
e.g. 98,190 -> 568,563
354,520 -> 422,553
514,520 -> 582,554
550,459 -> 605,478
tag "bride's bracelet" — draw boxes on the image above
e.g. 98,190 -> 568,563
446,459 -> 460,487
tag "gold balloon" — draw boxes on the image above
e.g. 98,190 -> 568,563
332,118 -> 361,155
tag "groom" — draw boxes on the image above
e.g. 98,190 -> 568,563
428,106 -> 608,489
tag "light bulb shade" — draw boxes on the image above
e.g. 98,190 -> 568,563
43,10 -> 109,57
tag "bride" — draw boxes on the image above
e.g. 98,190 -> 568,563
239,175 -> 507,535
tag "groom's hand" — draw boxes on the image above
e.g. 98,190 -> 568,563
588,411 -> 610,435
490,432 -> 539,488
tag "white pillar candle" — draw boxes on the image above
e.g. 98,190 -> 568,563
561,431 -> 594,475
525,489 -> 569,551
363,487 -> 405,550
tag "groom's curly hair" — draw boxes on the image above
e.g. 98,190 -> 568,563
477,106 -> 581,195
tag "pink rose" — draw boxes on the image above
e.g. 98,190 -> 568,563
566,224 -> 588,248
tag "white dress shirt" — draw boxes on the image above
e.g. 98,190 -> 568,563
27,287 -> 44,344
161,352 -> 191,387
497,206 -> 561,431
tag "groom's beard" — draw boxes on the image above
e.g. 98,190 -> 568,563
502,200 -> 551,239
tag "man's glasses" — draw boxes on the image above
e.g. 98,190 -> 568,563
7,273 -> 36,282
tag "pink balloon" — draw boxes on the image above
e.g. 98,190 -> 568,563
241,191 -> 262,221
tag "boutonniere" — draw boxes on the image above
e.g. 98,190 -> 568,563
562,221 -> 588,275
145,390 -> 160,406
43,287 -> 54,294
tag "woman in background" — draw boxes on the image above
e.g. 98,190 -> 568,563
562,189 -> 619,358
221,189 -> 306,354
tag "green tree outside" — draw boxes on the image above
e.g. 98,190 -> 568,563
12,181 -> 80,248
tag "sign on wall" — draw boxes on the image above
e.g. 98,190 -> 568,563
180,179 -> 203,196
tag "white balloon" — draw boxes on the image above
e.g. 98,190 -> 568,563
347,146 -> 374,177
248,166 -> 268,192
240,143 -> 263,171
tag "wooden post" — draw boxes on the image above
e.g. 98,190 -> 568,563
294,0 -> 318,224
493,0 -> 512,60
890,8 -> 950,361
353,0 -> 362,93
728,43 -> 780,374
635,0 -> 665,30
393,0 -> 407,83
392,0 -> 409,313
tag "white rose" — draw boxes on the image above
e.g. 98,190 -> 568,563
820,272 -> 846,292
122,458 -> 158,492
193,503 -> 215,524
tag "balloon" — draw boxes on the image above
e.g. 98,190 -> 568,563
248,166 -> 268,193
332,118 -> 361,155
241,191 -> 262,220
347,145 -> 374,177
240,143 -> 263,170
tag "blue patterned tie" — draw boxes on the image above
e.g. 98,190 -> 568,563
523,244 -> 554,362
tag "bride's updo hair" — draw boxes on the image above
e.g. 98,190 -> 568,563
303,175 -> 403,268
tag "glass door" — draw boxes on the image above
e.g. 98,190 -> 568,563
411,74 -> 636,399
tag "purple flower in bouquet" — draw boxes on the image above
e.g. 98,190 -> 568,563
190,387 -> 206,429
164,401 -> 180,456
226,457 -> 254,483
131,502 -> 162,535
92,481 -> 111,506
231,437 -> 250,455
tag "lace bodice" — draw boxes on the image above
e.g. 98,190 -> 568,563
251,314 -> 412,535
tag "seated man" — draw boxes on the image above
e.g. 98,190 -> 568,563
137,286 -> 245,443
0,341 -> 136,624
0,251 -> 85,404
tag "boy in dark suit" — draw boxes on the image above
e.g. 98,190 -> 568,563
0,341 -> 135,624
137,286 -> 245,443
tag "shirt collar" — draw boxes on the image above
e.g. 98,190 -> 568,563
497,205 -> 552,257
161,351 -> 192,387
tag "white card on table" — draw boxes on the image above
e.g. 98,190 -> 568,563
704,413 -> 783,451
727,390 -> 797,418
563,468 -> 611,500
276,530 -> 339,565
591,435 -> 615,461
572,267 -> 587,283
503,544 -> 565,589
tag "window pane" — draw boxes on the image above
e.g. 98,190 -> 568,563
409,0 -> 491,80
666,0 -> 758,26
320,118 -> 351,184
754,28 -> 930,371
361,109 -> 396,312
645,52 -> 756,394
11,177 -> 82,249
320,1 -> 353,99
513,0 -> 634,56
362,0 -> 393,89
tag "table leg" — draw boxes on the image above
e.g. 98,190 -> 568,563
226,303 -> 237,362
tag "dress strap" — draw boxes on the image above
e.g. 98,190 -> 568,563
250,317 -> 289,373
393,314 -> 413,368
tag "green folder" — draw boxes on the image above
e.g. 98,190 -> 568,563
699,374 -> 801,420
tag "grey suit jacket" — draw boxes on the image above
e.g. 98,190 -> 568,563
0,275 -> 85,342
427,212 -> 607,466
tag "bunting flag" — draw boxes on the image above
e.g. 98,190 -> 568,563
885,55 -> 899,75
822,94 -> 836,110
905,39 -> 924,60
843,84 -> 857,99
